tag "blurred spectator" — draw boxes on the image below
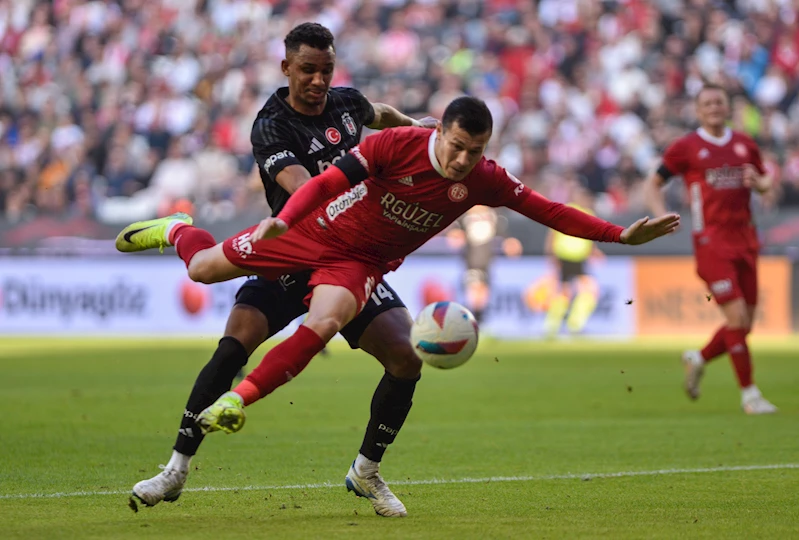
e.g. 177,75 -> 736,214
4,0 -> 799,229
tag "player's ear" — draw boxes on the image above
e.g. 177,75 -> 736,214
281,59 -> 290,76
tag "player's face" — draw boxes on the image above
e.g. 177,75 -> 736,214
282,44 -> 335,112
696,89 -> 729,131
435,122 -> 491,181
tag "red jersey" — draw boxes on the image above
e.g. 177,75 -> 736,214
284,127 -> 623,269
661,127 -> 764,253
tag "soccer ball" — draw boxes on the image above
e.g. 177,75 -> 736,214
410,301 -> 479,369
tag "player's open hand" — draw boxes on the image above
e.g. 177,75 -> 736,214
620,213 -> 680,245
253,217 -> 288,241
415,116 -> 439,129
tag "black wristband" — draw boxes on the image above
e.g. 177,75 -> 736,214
657,164 -> 674,180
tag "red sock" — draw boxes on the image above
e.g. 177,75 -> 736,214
233,325 -> 326,405
170,224 -> 216,268
723,328 -> 753,388
700,326 -> 727,363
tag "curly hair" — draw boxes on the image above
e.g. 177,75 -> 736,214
284,22 -> 335,54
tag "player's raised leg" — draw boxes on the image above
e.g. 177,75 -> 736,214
343,304 -> 420,517
115,212 -> 193,253
197,283 -> 360,434
116,216 -> 251,284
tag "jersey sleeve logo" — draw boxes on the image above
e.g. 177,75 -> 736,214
508,172 -> 524,196
264,150 -> 296,172
341,113 -> 357,136
325,127 -> 342,144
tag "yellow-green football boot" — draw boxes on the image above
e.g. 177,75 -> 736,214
115,212 -> 193,253
196,392 -> 246,435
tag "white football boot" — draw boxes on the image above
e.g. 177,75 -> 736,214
681,350 -> 705,401
345,460 -> 407,517
742,386 -> 778,415
131,465 -> 188,507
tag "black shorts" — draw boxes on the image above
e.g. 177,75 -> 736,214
234,272 -> 406,349
559,260 -> 586,283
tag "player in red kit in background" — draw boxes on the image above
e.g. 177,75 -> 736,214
645,84 -> 777,415
116,97 -> 679,516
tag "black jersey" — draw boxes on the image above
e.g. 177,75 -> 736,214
251,86 -> 375,215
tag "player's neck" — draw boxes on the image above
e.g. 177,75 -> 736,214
701,124 -> 727,138
286,94 -> 326,116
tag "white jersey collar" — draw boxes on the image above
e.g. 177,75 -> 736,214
428,130 -> 448,178
697,126 -> 732,147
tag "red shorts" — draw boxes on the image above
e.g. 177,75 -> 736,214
222,225 -> 384,310
695,246 -> 758,306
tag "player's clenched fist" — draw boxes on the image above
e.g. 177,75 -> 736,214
620,213 -> 680,245
254,217 -> 289,241
742,163 -> 771,193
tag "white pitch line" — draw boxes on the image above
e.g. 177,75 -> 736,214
2,463 -> 797,501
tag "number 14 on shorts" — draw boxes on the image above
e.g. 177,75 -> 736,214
370,282 -> 394,306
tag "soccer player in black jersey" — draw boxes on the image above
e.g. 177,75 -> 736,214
131,23 -> 436,517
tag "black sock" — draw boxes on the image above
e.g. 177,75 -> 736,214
173,337 -> 249,456
359,371 -> 420,462
473,308 -> 484,325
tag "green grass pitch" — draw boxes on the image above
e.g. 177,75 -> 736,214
1,337 -> 798,539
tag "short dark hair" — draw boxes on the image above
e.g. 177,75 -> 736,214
442,97 -> 493,136
696,83 -> 728,101
284,23 -> 335,54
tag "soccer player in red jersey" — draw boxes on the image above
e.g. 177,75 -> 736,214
117,97 -> 679,514
126,23 -> 438,516
645,84 -> 777,414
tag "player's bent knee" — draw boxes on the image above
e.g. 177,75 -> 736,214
187,259 -> 215,284
302,315 -> 344,343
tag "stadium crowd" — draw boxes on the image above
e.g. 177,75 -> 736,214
2,0 -> 799,227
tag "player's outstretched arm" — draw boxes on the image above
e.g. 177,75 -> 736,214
619,214 -> 681,245
507,188 -> 679,246
369,103 -> 438,130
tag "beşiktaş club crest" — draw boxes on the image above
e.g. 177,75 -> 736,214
341,112 -> 357,136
